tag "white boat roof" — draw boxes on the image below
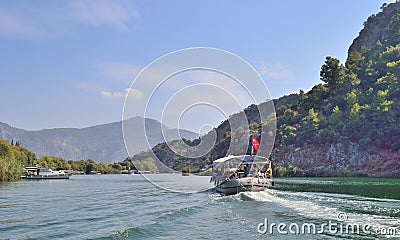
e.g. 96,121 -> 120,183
213,155 -> 269,163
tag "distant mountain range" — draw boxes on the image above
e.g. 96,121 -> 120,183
0,117 -> 198,163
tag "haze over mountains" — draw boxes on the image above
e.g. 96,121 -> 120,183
0,117 -> 197,163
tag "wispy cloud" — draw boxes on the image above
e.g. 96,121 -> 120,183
0,10 -> 39,38
95,61 -> 143,83
257,62 -> 294,82
0,0 -> 140,38
100,90 -> 125,99
76,61 -> 146,100
75,82 -> 103,92
69,0 -> 140,31
100,88 -> 144,100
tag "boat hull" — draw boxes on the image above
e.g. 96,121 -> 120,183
215,177 -> 272,195
23,174 -> 72,180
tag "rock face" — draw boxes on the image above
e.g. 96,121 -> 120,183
272,141 -> 400,177
348,1 -> 400,56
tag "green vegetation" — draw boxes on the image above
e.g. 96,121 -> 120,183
272,165 -> 356,178
273,165 -> 302,177
181,166 -> 190,174
275,13 -> 400,152
0,139 -> 36,181
130,157 -> 158,173
0,139 -> 146,181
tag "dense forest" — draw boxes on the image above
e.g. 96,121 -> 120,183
275,14 -> 400,151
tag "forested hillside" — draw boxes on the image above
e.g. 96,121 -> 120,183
131,1 -> 400,177
275,3 -> 400,151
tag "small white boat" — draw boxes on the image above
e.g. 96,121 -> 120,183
21,166 -> 72,180
211,155 -> 273,195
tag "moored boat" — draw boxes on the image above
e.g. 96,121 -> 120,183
211,155 -> 273,195
21,166 -> 72,180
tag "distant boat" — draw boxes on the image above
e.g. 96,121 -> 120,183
211,155 -> 273,195
130,170 -> 152,175
21,166 -> 72,180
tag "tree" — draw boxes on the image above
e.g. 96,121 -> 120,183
298,108 -> 320,144
329,106 -> 344,139
0,139 -> 36,181
287,165 -> 301,177
320,57 -> 346,94
300,84 -> 329,113
85,162 -> 96,174
377,44 -> 400,98
277,124 -> 297,144
97,162 -> 108,174
273,166 -> 287,177
384,13 -> 400,47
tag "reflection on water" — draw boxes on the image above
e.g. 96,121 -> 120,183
274,177 -> 400,200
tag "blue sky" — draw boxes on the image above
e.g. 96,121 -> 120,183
0,0 -> 389,132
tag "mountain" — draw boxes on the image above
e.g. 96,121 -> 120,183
0,117 -> 198,163
131,1 -> 400,177
348,2 -> 400,56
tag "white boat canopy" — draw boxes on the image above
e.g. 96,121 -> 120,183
212,155 -> 272,180
212,155 -> 270,164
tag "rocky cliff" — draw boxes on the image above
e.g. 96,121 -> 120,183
272,141 -> 400,177
348,1 -> 400,56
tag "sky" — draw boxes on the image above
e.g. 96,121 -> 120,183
0,0 -> 390,133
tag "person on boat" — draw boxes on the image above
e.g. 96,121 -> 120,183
236,163 -> 245,178
251,163 -> 258,177
244,163 -> 250,177
267,167 -> 273,178
227,172 -> 237,180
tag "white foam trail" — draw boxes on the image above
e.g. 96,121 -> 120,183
240,190 -> 400,235
242,190 -> 338,220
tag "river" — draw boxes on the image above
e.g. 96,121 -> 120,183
0,175 -> 399,239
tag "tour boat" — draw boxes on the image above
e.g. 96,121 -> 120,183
21,166 -> 72,179
210,155 -> 273,195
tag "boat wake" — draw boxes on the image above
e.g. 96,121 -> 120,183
214,189 -> 400,239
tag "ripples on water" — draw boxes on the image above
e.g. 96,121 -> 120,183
0,175 -> 399,240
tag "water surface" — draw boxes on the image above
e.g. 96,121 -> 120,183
0,175 -> 399,239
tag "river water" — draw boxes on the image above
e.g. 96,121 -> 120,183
0,175 -> 399,239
